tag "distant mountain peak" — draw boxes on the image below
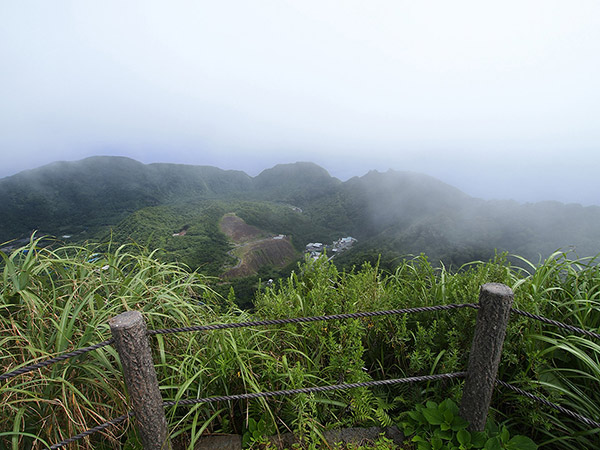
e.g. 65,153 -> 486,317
2,155 -> 600,267
255,161 -> 336,180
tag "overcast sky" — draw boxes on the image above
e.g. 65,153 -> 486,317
1,1 -> 599,205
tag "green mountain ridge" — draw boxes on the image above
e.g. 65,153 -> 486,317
1,156 -> 600,274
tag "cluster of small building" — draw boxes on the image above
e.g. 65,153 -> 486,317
305,236 -> 357,259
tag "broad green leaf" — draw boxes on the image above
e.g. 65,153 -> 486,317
457,429 -> 471,446
444,409 -> 454,423
409,410 -> 426,424
423,408 -> 445,425
472,431 -> 487,447
484,436 -> 502,450
418,442 -> 433,450
506,435 -> 537,450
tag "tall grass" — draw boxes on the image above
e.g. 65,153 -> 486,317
2,239 -> 599,449
1,240 -> 385,448
1,237 -> 220,448
506,252 -> 600,449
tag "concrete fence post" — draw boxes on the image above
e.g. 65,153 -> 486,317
459,283 -> 514,431
109,311 -> 172,450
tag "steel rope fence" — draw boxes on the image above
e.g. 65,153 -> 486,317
38,306 -> 476,448
46,373 -> 468,449
147,303 -> 479,336
162,372 -> 468,407
3,301 -> 599,448
495,380 -> 600,429
2,304 -> 477,383
0,339 -> 114,382
8,303 -> 597,385
510,307 -> 600,340
45,372 -> 600,449
47,412 -> 133,450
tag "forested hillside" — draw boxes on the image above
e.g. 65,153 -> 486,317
2,156 -> 600,277
0,156 -> 253,240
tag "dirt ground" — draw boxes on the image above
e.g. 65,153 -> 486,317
219,213 -> 296,278
219,213 -> 264,243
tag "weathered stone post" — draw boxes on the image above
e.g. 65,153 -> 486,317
459,283 -> 514,431
109,311 -> 172,450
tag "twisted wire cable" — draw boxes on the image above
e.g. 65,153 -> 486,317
0,339 -> 114,382
44,373 -> 600,449
148,303 -> 479,336
2,304 -> 478,381
46,411 -> 133,450
13,301 -> 600,449
510,308 -> 600,340
495,379 -> 600,429
45,373 -> 466,449
163,372 -> 468,407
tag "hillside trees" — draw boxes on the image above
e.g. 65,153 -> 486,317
3,156 -> 600,285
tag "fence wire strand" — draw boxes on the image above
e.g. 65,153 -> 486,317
148,303 -> 479,336
9,301 -> 600,448
1,304 -> 479,382
495,379 -> 600,429
510,308 -> 600,340
163,372 -> 467,408
0,339 -> 114,383
46,411 -> 133,450
46,373 -> 467,449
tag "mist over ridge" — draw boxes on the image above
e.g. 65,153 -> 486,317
1,155 -> 599,273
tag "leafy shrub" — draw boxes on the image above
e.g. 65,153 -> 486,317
399,399 -> 537,450
2,239 -> 598,450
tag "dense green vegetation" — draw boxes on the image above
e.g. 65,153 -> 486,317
0,156 -> 254,241
399,399 -> 537,450
98,199 -> 338,304
103,200 -> 234,274
1,238 -> 599,449
2,157 -> 600,284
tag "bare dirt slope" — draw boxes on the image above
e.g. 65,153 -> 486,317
219,213 -> 297,278
220,213 -> 264,243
